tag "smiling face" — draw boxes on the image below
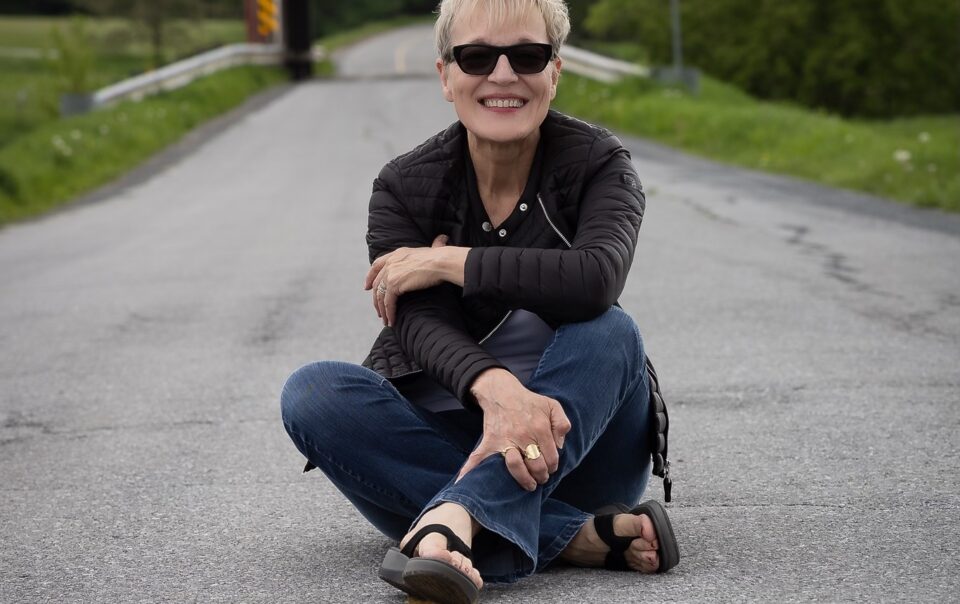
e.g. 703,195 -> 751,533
437,5 -> 561,146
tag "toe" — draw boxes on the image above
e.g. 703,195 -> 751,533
641,550 -> 659,572
638,514 -> 659,544
469,566 -> 483,589
625,543 -> 660,573
630,537 -> 657,551
449,551 -> 483,589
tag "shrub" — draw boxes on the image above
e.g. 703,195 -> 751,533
48,16 -> 94,94
584,0 -> 960,118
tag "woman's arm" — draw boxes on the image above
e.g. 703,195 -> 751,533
365,240 -> 469,326
368,162 -> 570,490
462,144 -> 645,321
366,162 -> 503,406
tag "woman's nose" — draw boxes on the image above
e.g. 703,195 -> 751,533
488,53 -> 518,82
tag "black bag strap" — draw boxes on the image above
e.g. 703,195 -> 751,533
646,356 -> 673,502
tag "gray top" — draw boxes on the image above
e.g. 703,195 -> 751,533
397,310 -> 556,412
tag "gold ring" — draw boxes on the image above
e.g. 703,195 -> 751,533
523,443 -> 542,461
500,446 -> 519,458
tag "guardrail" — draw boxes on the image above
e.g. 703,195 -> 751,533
62,43 -> 326,116
63,40 -> 658,116
563,46 -> 699,93
561,46 -> 650,83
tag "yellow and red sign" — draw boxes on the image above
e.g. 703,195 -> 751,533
246,0 -> 279,42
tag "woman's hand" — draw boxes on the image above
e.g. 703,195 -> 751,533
365,234 -> 467,327
456,368 -> 572,491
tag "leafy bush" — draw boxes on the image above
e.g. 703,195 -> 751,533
48,16 -> 94,93
584,0 -> 960,118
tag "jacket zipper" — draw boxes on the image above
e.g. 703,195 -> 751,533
537,193 -> 572,248
481,193 -> 568,343
479,194 -> 570,343
479,310 -> 512,344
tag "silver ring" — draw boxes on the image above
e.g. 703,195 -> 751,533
377,282 -> 387,296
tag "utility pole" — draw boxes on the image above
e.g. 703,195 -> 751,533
282,0 -> 313,80
670,0 -> 683,77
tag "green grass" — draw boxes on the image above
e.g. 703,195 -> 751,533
0,65 -> 285,225
553,72 -> 960,211
0,16 -> 244,51
0,14 -> 431,226
0,16 -> 246,146
0,15 -> 276,226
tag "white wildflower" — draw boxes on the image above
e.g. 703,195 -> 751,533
51,134 -> 73,156
893,149 -> 911,163
70,129 -> 81,141
918,132 -> 930,143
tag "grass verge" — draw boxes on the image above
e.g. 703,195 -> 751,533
0,65 -> 285,225
553,72 -> 960,211
0,16 -> 246,147
0,15 -> 431,226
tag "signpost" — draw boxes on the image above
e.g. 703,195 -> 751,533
245,0 -> 312,80
670,0 -> 683,76
653,0 -> 699,94
245,0 -> 279,44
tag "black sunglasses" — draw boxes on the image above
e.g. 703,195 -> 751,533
451,43 -> 554,76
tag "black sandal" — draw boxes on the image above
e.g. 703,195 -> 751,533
378,523 -> 480,604
593,501 -> 680,573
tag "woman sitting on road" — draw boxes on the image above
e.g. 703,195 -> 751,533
280,0 -> 678,601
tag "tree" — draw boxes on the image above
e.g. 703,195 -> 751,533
583,0 -> 960,117
80,0 -> 193,68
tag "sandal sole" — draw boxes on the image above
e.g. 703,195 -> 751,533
403,557 -> 480,604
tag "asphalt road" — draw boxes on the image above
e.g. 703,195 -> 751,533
2,24 -> 959,603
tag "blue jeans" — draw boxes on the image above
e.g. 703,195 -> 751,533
280,306 -> 653,583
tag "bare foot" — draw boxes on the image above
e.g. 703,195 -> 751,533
560,513 -> 660,573
399,502 -> 484,590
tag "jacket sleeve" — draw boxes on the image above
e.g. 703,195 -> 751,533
461,137 -> 645,321
368,162 -> 505,407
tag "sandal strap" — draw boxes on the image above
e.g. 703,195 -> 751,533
594,513 -> 636,571
400,523 -> 473,560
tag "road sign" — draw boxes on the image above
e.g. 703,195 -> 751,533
246,0 -> 279,43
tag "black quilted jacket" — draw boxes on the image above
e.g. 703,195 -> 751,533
361,110 -> 645,407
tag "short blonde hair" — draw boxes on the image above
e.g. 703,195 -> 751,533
435,0 -> 571,62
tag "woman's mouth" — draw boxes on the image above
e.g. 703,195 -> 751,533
480,97 -> 527,109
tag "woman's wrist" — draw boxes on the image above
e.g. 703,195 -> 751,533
435,245 -> 470,287
469,367 -> 517,410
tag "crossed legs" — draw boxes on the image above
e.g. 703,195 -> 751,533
280,306 -> 655,583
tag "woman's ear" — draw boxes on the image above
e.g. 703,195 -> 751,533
437,58 -> 455,102
550,57 -> 562,100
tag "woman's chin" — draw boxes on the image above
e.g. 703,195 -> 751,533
465,120 -> 541,146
